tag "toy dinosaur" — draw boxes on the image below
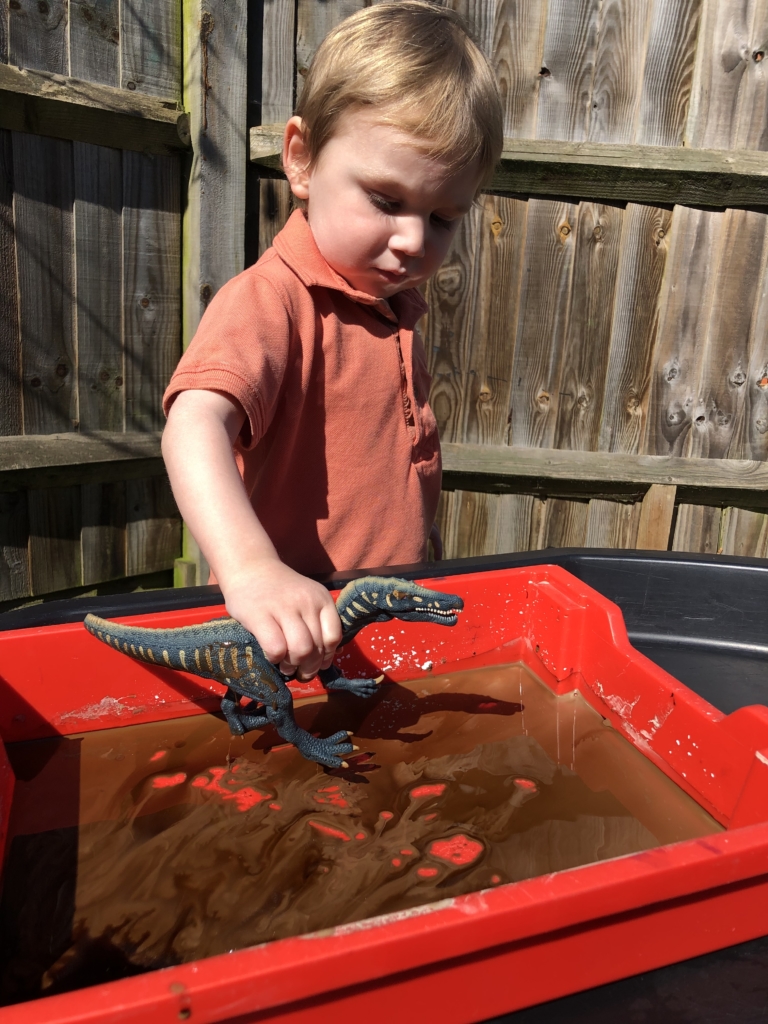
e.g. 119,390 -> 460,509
84,576 -> 463,768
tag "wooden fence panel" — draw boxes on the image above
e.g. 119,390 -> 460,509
70,0 -> 120,86
491,0 -> 548,139
12,133 -> 76,435
0,0 -> 183,604
508,199 -> 577,448
0,129 -> 20,437
554,201 -> 623,451
74,142 -> 124,433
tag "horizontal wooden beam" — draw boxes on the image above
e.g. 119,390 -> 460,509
0,65 -> 190,155
0,432 -> 165,491
250,125 -> 768,207
441,443 -> 768,493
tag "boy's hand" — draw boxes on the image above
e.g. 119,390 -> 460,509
223,558 -> 342,680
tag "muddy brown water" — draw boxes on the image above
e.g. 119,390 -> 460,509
0,663 -> 720,1004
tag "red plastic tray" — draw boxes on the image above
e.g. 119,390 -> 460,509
1,564 -> 768,1023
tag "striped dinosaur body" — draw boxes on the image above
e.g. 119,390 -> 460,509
84,576 -> 463,768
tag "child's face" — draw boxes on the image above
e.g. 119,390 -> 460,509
284,109 -> 482,299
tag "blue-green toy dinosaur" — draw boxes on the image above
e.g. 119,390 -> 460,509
84,577 -> 463,768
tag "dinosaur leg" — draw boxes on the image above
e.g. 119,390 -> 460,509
220,687 -> 269,735
266,679 -> 355,768
319,665 -> 382,698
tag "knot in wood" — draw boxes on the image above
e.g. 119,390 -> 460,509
758,376 -> 768,390
490,217 -> 503,238
730,370 -> 746,387
754,50 -> 765,62
536,390 -> 551,407
558,222 -> 571,240
593,224 -> 604,241
55,363 -> 69,378
626,395 -> 640,413
479,385 -> 492,403
576,392 -> 589,408
37,0 -> 48,14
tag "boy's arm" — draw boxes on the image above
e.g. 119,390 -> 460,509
162,389 -> 342,679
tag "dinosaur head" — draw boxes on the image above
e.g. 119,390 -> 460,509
336,576 -> 463,640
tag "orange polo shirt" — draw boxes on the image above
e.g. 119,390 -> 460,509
163,210 -> 441,575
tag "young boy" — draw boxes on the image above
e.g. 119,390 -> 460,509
161,0 -> 503,683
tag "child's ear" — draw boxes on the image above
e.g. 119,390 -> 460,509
283,117 -> 311,201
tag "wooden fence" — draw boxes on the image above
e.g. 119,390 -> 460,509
254,0 -> 768,563
0,0 -> 246,608
4,0 -> 768,610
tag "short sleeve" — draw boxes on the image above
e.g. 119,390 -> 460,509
162,259 -> 294,447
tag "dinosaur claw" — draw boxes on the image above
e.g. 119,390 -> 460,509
351,745 -> 360,751
347,730 -> 353,736
340,761 -> 349,769
375,674 -> 384,683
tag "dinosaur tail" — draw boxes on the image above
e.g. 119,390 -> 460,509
84,613 -> 193,672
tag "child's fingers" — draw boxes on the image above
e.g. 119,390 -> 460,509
281,615 -> 322,676
251,613 -> 289,666
319,602 -> 342,654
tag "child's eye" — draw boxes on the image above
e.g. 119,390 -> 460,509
368,193 -> 398,213
431,214 -> 454,231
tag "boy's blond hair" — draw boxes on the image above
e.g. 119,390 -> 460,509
295,0 -> 503,185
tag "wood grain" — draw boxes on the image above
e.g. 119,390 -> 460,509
28,485 -> 82,595
671,503 -> 721,553
508,199 -> 577,449
7,0 -> 68,74
585,499 -> 641,548
688,209 -> 767,459
81,479 -> 126,584
0,431 -> 162,471
720,505 -> 768,556
182,0 -> 247,345
491,0 -> 548,138
637,0 -> 703,146
258,178 -> 292,257
0,129 -> 20,437
644,206 -> 724,456
588,0 -> 654,144
733,0 -> 768,150
635,483 -> 676,549
743,252 -> 768,460
434,490 -> 458,562
69,0 -> 120,86
496,493 -> 538,552
0,491 -> 29,602
539,498 -> 589,548
554,202 -> 623,452
463,194 -> 527,446
126,476 -> 181,575
295,0 -> 364,101
0,64 -> 190,154
425,204 -> 482,444
12,132 -> 76,434
123,152 -> 181,432
261,0 -> 296,123
536,0 -> 602,142
121,0 -> 181,100
0,0 -> 7,63
453,490 -> 499,558
73,142 -> 123,432
441,441 -> 768,491
687,0 -> 753,150
599,204 -> 672,454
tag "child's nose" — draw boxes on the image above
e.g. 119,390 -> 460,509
390,216 -> 426,258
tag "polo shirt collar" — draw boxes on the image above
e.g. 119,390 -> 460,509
273,209 -> 428,328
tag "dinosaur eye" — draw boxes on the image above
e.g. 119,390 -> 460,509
392,590 -> 408,600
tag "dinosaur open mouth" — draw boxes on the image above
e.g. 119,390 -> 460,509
413,608 -> 460,619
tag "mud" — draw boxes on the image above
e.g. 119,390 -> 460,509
0,662 -> 720,1003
